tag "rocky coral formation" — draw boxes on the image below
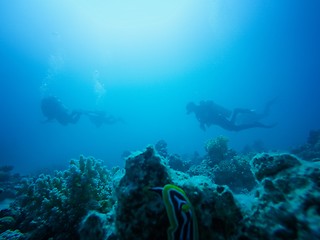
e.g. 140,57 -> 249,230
2,156 -> 121,239
0,166 -> 14,182
167,153 -> 191,172
0,166 -> 21,202
212,155 -> 256,193
78,211 -> 111,240
1,139 -> 319,239
115,146 -> 245,239
154,140 -> 192,172
291,129 -> 320,161
240,153 -> 320,239
189,136 -> 256,193
251,153 -> 301,181
205,136 -> 233,165
154,139 -> 169,158
115,146 -> 170,240
193,184 -> 243,239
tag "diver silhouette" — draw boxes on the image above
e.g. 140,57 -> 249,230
234,98 -> 278,127
186,100 -> 276,131
41,96 -> 82,125
41,96 -> 123,127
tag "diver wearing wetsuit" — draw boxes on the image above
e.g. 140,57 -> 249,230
186,100 -> 276,131
41,96 -> 82,125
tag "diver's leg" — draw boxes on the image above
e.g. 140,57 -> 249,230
254,122 -> 277,128
230,108 -> 254,124
233,122 -> 277,131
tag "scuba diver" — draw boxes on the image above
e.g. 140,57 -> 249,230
234,98 -> 278,126
186,100 -> 276,132
41,96 -> 122,127
41,96 -> 82,125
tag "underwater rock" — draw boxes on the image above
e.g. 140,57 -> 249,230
167,153 -> 191,172
0,166 -> 21,203
78,211 -> 108,240
154,139 -> 169,158
307,129 -> 320,146
291,129 -> 320,161
0,165 -> 14,182
115,146 -> 245,239
2,144 -> 319,239
212,155 -> 256,193
193,184 -> 243,239
115,146 -> 170,240
168,170 -> 244,239
189,142 -> 256,193
240,153 -> 320,239
118,146 -> 170,188
0,188 -> 16,202
251,153 -> 301,181
0,215 -> 15,232
188,161 -> 215,179
0,166 -> 14,173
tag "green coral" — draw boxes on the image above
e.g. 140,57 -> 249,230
205,136 -> 230,164
12,155 -> 118,239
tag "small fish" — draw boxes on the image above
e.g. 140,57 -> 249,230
151,184 -> 198,240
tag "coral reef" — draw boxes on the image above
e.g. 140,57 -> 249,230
291,129 -> 320,161
189,136 -> 256,193
211,155 -> 256,193
78,211 -> 109,240
251,153 -> 301,181
167,154 -> 191,172
115,146 -> 170,240
0,166 -> 20,202
193,184 -> 243,239
154,139 -> 169,158
205,136 -> 231,165
154,140 -> 194,172
1,136 -> 319,239
4,156 -> 120,239
115,146 -> 245,239
240,153 -> 320,239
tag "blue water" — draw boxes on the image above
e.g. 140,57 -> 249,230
0,0 -> 319,173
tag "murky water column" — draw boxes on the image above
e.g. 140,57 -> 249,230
40,32 -> 64,96
92,70 -> 106,107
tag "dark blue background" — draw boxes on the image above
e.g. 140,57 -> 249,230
0,0 -> 319,173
